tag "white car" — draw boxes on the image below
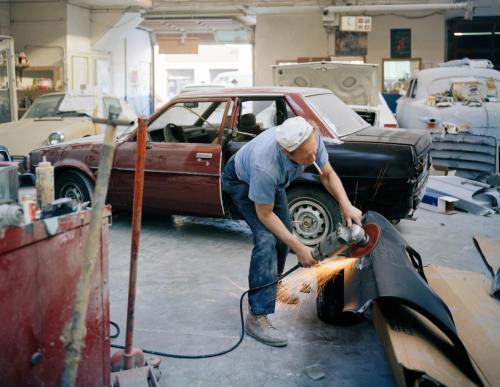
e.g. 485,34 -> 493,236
396,59 -> 500,135
178,84 -> 224,94
396,59 -> 500,178
213,71 -> 253,88
0,92 -> 137,169
273,61 -> 399,129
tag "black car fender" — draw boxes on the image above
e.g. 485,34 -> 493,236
342,211 -> 483,386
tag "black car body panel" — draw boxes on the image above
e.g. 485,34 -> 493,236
343,211 -> 482,385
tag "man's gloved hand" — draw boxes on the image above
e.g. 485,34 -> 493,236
295,245 -> 318,268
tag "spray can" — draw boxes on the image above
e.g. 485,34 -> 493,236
36,156 -> 54,209
20,196 -> 37,224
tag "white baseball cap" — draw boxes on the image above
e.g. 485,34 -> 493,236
276,116 -> 314,152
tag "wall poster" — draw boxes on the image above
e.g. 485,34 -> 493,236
391,29 -> 411,58
335,31 -> 367,56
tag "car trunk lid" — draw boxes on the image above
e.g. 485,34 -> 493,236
345,127 -> 431,156
273,62 -> 379,107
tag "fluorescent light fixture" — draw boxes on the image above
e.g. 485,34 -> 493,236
454,32 -> 494,36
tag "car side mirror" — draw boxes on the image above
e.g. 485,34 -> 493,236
146,141 -> 152,149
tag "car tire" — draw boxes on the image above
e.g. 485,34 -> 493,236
316,270 -> 363,325
287,186 -> 342,246
56,170 -> 94,204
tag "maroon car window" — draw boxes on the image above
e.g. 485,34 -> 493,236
306,93 -> 369,137
148,100 -> 228,144
285,102 -> 296,120
240,100 -> 277,130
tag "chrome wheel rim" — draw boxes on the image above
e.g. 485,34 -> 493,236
60,183 -> 84,204
289,198 -> 330,246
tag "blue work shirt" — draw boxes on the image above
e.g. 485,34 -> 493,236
234,127 -> 329,204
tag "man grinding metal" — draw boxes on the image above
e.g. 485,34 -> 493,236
222,116 -> 362,347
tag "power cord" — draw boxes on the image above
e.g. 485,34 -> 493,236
110,264 -> 301,359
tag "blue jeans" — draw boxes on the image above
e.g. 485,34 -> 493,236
222,157 -> 293,315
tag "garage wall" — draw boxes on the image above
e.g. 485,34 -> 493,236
67,4 -> 92,92
254,11 -> 446,91
255,12 -> 332,86
367,13 -> 445,77
93,12 -> 152,116
67,5 -> 91,54
10,2 -> 66,70
90,11 -> 124,46
0,5 -> 10,36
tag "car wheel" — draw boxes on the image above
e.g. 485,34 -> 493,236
316,270 -> 363,325
287,187 -> 342,246
56,170 -> 94,204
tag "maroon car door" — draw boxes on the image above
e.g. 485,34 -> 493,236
109,98 -> 231,217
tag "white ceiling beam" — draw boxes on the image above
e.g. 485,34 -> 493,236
324,2 -> 469,14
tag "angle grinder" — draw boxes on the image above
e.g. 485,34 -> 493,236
311,223 -> 381,261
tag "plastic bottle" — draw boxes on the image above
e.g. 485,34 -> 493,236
36,156 -> 54,209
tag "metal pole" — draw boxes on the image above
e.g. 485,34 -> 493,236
124,118 -> 147,369
61,108 -> 133,387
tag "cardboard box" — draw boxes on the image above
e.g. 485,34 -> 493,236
426,265 -> 500,386
373,265 -> 500,387
372,302 -> 474,386
421,191 -> 458,214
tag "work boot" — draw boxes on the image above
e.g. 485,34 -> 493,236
276,281 -> 299,304
245,311 -> 288,347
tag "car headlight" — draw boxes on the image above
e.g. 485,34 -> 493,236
48,131 -> 65,145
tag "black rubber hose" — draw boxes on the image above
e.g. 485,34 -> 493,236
110,263 -> 301,359
109,320 -> 120,339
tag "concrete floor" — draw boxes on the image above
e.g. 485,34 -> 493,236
105,207 -> 500,386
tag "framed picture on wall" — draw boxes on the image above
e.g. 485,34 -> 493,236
335,31 -> 367,56
391,29 -> 411,58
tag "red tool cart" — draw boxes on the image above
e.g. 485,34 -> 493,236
0,208 -> 111,386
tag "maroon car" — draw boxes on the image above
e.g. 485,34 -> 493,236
30,87 -> 430,245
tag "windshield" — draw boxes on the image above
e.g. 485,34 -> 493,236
306,93 -> 370,137
25,94 -> 65,118
25,94 -> 95,119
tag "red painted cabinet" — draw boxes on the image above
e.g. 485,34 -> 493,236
0,210 -> 111,386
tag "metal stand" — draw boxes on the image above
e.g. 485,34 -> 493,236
61,107 -> 134,386
110,118 -> 161,384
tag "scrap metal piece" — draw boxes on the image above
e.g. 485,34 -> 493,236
343,211 -> 483,386
430,133 -> 497,180
111,366 -> 159,387
492,270 -> 500,298
305,364 -> 325,381
473,236 -> 500,298
425,175 -> 497,216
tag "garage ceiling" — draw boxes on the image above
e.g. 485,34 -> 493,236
69,0 -> 472,43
